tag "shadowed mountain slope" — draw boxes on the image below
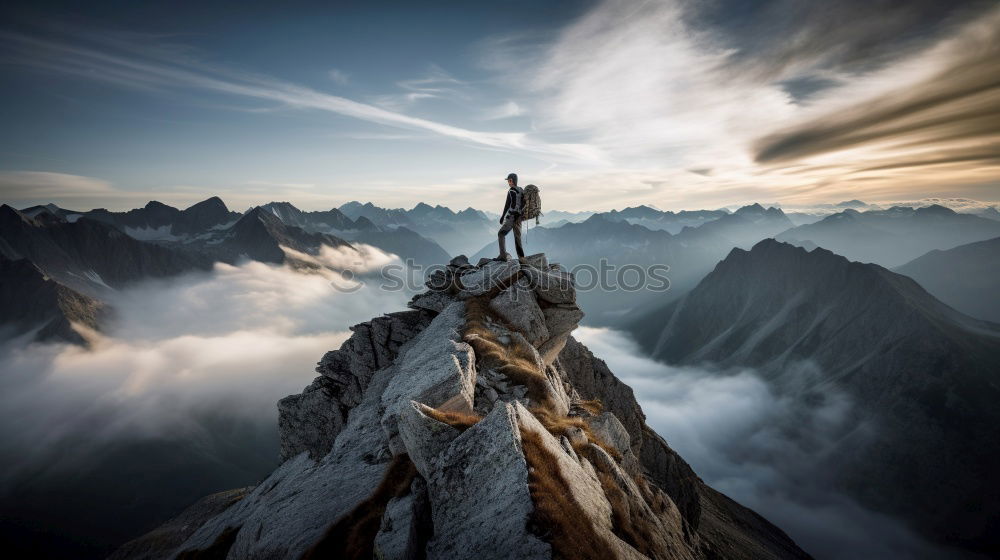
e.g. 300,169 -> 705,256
895,236 -> 1000,322
630,239 -> 1000,555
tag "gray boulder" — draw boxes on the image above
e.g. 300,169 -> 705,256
456,259 -> 521,296
424,402 -> 551,560
489,277 -> 550,346
380,302 -> 476,454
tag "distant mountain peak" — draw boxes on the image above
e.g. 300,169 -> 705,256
737,202 -> 765,212
836,199 -> 867,208
916,204 -> 956,216
185,196 -> 229,212
0,204 -> 33,226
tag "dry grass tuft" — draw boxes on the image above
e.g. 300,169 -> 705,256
301,454 -> 417,560
635,473 -> 670,515
576,398 -> 604,416
595,470 -> 663,558
422,406 -> 483,432
462,296 -> 557,409
461,272 -> 669,558
463,295 -> 619,458
521,428 -> 618,560
530,406 -> 622,462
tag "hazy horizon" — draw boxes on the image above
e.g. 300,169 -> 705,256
7,189 -> 1000,216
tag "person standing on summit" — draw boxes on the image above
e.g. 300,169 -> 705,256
497,172 -> 525,260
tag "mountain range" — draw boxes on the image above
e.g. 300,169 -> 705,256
0,255 -> 105,344
339,200 -> 495,255
6,194 -> 1000,343
895,236 -> 1000,323
471,204 -> 795,325
776,204 -> 1000,267
0,204 -> 209,298
629,239 -> 1000,555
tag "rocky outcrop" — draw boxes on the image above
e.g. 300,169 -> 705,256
116,253 -> 809,560
108,487 -> 252,560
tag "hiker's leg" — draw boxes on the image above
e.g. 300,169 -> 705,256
513,219 -> 525,258
498,218 -> 512,257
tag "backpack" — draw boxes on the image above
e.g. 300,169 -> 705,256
521,184 -> 542,224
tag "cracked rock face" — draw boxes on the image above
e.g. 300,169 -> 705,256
116,253 -> 811,560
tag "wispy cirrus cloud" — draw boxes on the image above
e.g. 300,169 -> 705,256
0,30 -> 603,164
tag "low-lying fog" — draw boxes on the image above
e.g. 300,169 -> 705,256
0,247 -> 408,559
574,327 -> 974,560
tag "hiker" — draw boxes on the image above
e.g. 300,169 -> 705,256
497,172 -> 525,260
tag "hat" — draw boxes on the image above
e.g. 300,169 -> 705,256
505,173 -> 518,184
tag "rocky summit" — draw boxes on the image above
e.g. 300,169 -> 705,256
114,253 -> 810,560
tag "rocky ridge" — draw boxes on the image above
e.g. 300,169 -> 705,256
117,253 -> 810,560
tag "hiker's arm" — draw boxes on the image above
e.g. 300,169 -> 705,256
501,190 -> 512,223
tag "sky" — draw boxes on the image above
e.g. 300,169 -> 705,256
0,0 -> 998,212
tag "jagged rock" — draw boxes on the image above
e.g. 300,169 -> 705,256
557,336 -> 645,452
122,252 -> 811,560
374,476 -> 431,560
587,411 -> 643,476
407,290 -> 454,313
537,304 -> 585,364
542,363 -> 572,417
381,302 -> 476,454
108,487 -> 252,560
513,402 -> 649,560
522,253 -> 548,269
586,412 -> 632,458
584,443 -> 692,560
176,363 -> 400,559
556,336 -> 708,536
424,402 -> 551,560
315,310 -> 431,408
279,310 -> 432,461
398,401 -> 462,477
277,376 -> 343,460
425,269 -> 452,291
456,259 -> 521,296
523,266 -> 576,304
489,277 -> 550,346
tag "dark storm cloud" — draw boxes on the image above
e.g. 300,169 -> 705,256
753,9 -> 1000,165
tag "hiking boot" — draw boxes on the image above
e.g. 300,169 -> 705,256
493,253 -> 510,261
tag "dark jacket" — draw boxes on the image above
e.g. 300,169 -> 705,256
501,186 -> 524,222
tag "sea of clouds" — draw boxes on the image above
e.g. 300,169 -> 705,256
574,326 -> 976,560
0,246 -> 409,558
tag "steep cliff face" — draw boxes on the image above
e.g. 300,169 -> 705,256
115,253 -> 809,560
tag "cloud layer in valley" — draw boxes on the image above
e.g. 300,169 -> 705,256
573,326 -> 973,560
0,249 -> 408,557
